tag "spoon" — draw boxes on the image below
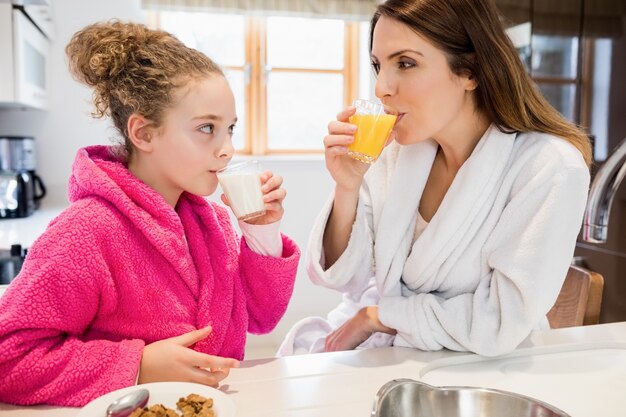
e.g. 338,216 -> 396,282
105,388 -> 150,417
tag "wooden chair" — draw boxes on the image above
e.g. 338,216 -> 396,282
547,265 -> 604,329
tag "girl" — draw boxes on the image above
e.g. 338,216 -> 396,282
280,0 -> 590,357
0,21 -> 300,406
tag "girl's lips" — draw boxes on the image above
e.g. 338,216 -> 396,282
396,113 -> 405,123
210,166 -> 227,174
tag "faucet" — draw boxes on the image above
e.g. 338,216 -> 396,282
583,137 -> 626,243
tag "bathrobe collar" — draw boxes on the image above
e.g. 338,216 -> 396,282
375,125 -> 517,295
67,145 -> 215,298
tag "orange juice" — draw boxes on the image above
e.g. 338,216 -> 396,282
348,113 -> 397,164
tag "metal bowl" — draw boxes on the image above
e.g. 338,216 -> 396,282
371,379 -> 570,417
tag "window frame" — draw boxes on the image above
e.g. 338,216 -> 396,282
149,12 -> 362,155
530,36 -> 594,128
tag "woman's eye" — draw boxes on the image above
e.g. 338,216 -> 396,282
398,60 -> 415,69
371,61 -> 380,75
199,124 -> 214,134
228,124 -> 236,135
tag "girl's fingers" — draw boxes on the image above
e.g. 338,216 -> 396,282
171,326 -> 212,347
186,350 -> 240,369
263,188 -> 287,204
189,367 -> 228,388
220,194 -> 230,206
264,202 -> 285,214
209,367 -> 231,379
259,170 -> 273,184
261,174 -> 283,193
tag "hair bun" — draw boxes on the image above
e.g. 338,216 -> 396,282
65,20 -> 148,87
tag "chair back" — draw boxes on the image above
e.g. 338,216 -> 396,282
547,265 -> 604,328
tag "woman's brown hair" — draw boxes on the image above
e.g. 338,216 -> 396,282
371,0 -> 593,167
66,20 -> 223,158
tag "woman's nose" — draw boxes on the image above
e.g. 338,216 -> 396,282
374,68 -> 394,100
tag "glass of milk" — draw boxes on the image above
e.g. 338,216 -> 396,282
217,160 -> 266,221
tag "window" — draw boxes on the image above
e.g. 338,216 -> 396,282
531,35 -> 580,121
151,12 -> 371,155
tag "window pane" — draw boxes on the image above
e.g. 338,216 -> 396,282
159,12 -> 245,67
267,17 -> 344,70
224,69 -> 246,151
267,72 -> 343,150
505,22 -> 532,72
531,35 -> 578,78
537,83 -> 576,121
359,21 -> 375,100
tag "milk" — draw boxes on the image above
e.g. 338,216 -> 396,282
218,172 -> 266,220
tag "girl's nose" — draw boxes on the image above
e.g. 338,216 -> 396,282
218,136 -> 235,159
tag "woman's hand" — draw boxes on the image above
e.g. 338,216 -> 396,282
324,106 -> 372,192
324,306 -> 396,352
138,326 -> 239,387
221,171 -> 286,225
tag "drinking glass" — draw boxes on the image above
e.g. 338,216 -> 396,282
347,99 -> 398,164
217,160 -> 266,221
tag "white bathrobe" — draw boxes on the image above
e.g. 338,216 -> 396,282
279,125 -> 590,357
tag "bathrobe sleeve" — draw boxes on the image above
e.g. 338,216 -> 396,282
377,159 -> 590,357
0,218 -> 144,406
305,179 -> 378,294
240,233 -> 300,334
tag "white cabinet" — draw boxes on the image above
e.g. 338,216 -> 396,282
0,1 -> 52,109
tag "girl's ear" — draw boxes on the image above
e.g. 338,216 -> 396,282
127,113 -> 154,152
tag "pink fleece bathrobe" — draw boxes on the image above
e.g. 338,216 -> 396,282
0,146 -> 300,406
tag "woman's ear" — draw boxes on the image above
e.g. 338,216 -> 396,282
459,53 -> 478,91
464,73 -> 478,91
127,114 -> 154,152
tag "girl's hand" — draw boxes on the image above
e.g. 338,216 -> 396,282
221,171 -> 286,225
138,326 -> 239,387
324,107 -> 387,192
324,306 -> 396,352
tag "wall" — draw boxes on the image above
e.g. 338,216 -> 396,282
0,0 -> 343,352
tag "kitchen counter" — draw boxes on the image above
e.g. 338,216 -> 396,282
1,321 -> 625,416
0,204 -> 66,249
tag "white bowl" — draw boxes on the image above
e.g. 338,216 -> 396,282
78,381 -> 235,417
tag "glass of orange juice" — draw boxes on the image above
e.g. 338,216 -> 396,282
347,99 -> 398,164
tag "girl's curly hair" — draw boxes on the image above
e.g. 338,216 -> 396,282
66,20 -> 223,158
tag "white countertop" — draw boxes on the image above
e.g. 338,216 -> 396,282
0,204 -> 66,249
1,321 -> 625,416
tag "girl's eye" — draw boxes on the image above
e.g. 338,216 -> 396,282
228,124 -> 236,135
199,124 -> 214,134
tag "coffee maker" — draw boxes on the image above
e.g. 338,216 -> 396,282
0,136 -> 46,219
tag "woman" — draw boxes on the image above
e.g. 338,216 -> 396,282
279,0 -> 591,357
